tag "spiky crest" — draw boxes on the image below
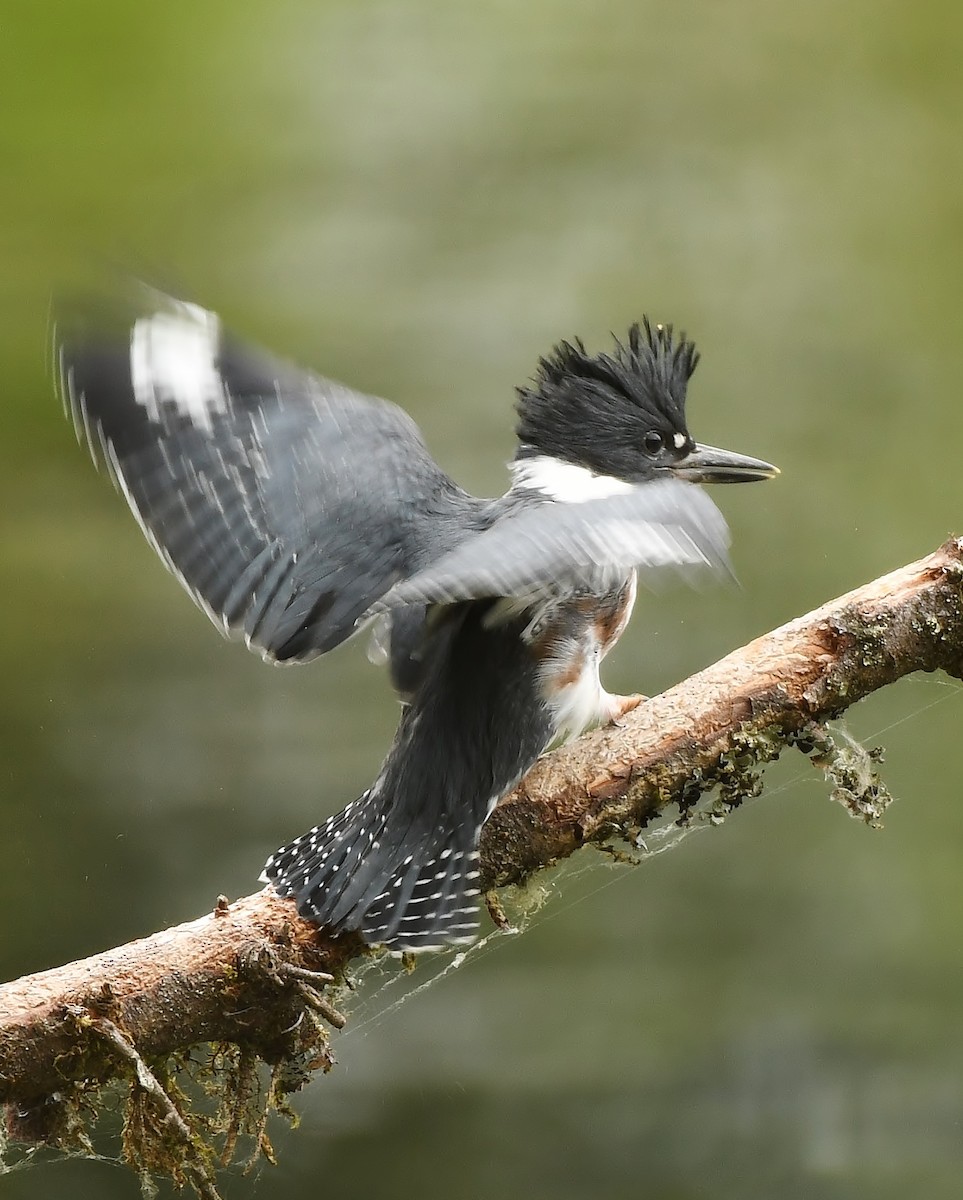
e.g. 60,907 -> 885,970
514,319 -> 699,481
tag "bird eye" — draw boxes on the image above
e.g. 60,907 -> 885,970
643,431 -> 665,456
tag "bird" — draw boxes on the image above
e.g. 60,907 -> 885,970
56,287 -> 777,953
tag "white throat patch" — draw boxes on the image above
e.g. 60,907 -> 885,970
510,455 -> 634,502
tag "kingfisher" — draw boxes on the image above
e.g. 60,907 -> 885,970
57,288 -> 777,952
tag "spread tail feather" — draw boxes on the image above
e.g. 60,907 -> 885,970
261,789 -> 483,951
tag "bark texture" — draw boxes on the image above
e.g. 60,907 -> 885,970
2,538 -> 962,1126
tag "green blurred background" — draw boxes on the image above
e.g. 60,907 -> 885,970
3,1 -> 963,1197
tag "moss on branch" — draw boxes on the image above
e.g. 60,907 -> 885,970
2,538 -> 962,1197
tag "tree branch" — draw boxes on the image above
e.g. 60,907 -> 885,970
3,538 -> 962,1183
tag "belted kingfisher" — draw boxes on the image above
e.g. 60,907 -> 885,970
57,289 -> 776,952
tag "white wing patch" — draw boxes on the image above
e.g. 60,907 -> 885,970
130,301 -> 228,435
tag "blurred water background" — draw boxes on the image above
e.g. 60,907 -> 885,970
3,1 -> 963,1197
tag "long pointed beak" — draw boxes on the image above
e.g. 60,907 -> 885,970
668,442 -> 779,484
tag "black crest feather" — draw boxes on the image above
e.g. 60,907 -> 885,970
514,318 -> 699,480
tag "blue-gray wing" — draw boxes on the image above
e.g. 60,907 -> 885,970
57,290 -> 478,663
367,479 -> 732,615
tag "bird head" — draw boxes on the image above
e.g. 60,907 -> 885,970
513,319 -> 777,498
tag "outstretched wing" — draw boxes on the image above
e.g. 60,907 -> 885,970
367,478 -> 733,615
57,289 -> 480,663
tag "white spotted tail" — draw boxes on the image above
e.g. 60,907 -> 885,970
262,601 -> 555,952
262,786 -> 484,952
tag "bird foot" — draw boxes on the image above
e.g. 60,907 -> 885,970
601,692 -> 646,725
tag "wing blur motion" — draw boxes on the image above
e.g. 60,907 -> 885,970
56,289 -> 478,664
57,288 -> 735,675
368,478 -> 732,615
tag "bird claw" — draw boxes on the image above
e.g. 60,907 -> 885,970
601,692 -> 646,725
